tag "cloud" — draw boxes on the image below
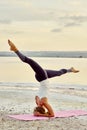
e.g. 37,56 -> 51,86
64,22 -> 81,27
59,15 -> 87,22
0,0 -> 87,32
69,0 -> 87,7
1,29 -> 25,35
0,19 -> 11,24
51,28 -> 62,33
67,15 -> 87,22
51,14 -> 87,33
55,14 -> 87,29
0,0 -> 33,24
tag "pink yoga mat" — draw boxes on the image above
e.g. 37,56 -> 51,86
8,110 -> 87,121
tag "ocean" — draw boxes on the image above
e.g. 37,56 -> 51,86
0,54 -> 87,111
0,53 -> 87,89
0,55 -> 87,90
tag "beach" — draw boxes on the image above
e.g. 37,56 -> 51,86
0,57 -> 87,129
0,87 -> 87,130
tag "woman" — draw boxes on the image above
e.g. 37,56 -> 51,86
34,96 -> 54,117
8,39 -> 79,117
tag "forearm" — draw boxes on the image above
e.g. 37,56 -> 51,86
35,112 -> 54,117
43,102 -> 54,117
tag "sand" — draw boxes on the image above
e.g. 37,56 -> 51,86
0,88 -> 87,130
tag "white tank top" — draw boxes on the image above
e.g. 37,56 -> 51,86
38,79 -> 49,98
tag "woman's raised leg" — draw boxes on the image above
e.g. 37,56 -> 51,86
8,39 -> 48,82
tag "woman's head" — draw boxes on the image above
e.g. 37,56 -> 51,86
34,106 -> 45,114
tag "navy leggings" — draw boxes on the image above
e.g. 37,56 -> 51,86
16,51 -> 67,82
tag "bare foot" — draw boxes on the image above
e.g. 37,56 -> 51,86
8,39 -> 18,52
70,67 -> 79,73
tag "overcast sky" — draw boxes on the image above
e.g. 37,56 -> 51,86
1,0 -> 87,51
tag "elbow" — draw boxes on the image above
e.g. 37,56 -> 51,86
51,114 -> 55,117
49,113 -> 55,117
51,111 -> 55,117
50,111 -> 55,117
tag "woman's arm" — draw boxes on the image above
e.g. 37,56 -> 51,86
34,97 -> 54,117
43,102 -> 54,117
35,96 -> 41,106
34,111 -> 53,117
40,97 -> 54,117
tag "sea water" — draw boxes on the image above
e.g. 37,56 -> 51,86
0,56 -> 87,111
0,56 -> 87,88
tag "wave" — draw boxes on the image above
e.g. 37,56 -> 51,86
0,51 -> 87,58
0,81 -> 87,91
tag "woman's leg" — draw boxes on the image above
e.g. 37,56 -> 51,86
45,67 -> 79,79
45,69 -> 67,78
8,40 -> 48,82
8,40 -> 79,81
16,51 -> 48,81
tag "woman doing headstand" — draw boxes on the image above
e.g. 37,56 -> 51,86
8,39 -> 79,117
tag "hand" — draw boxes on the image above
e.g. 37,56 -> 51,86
35,96 -> 41,106
34,111 -> 40,116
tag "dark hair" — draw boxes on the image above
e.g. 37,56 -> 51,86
34,106 -> 45,114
